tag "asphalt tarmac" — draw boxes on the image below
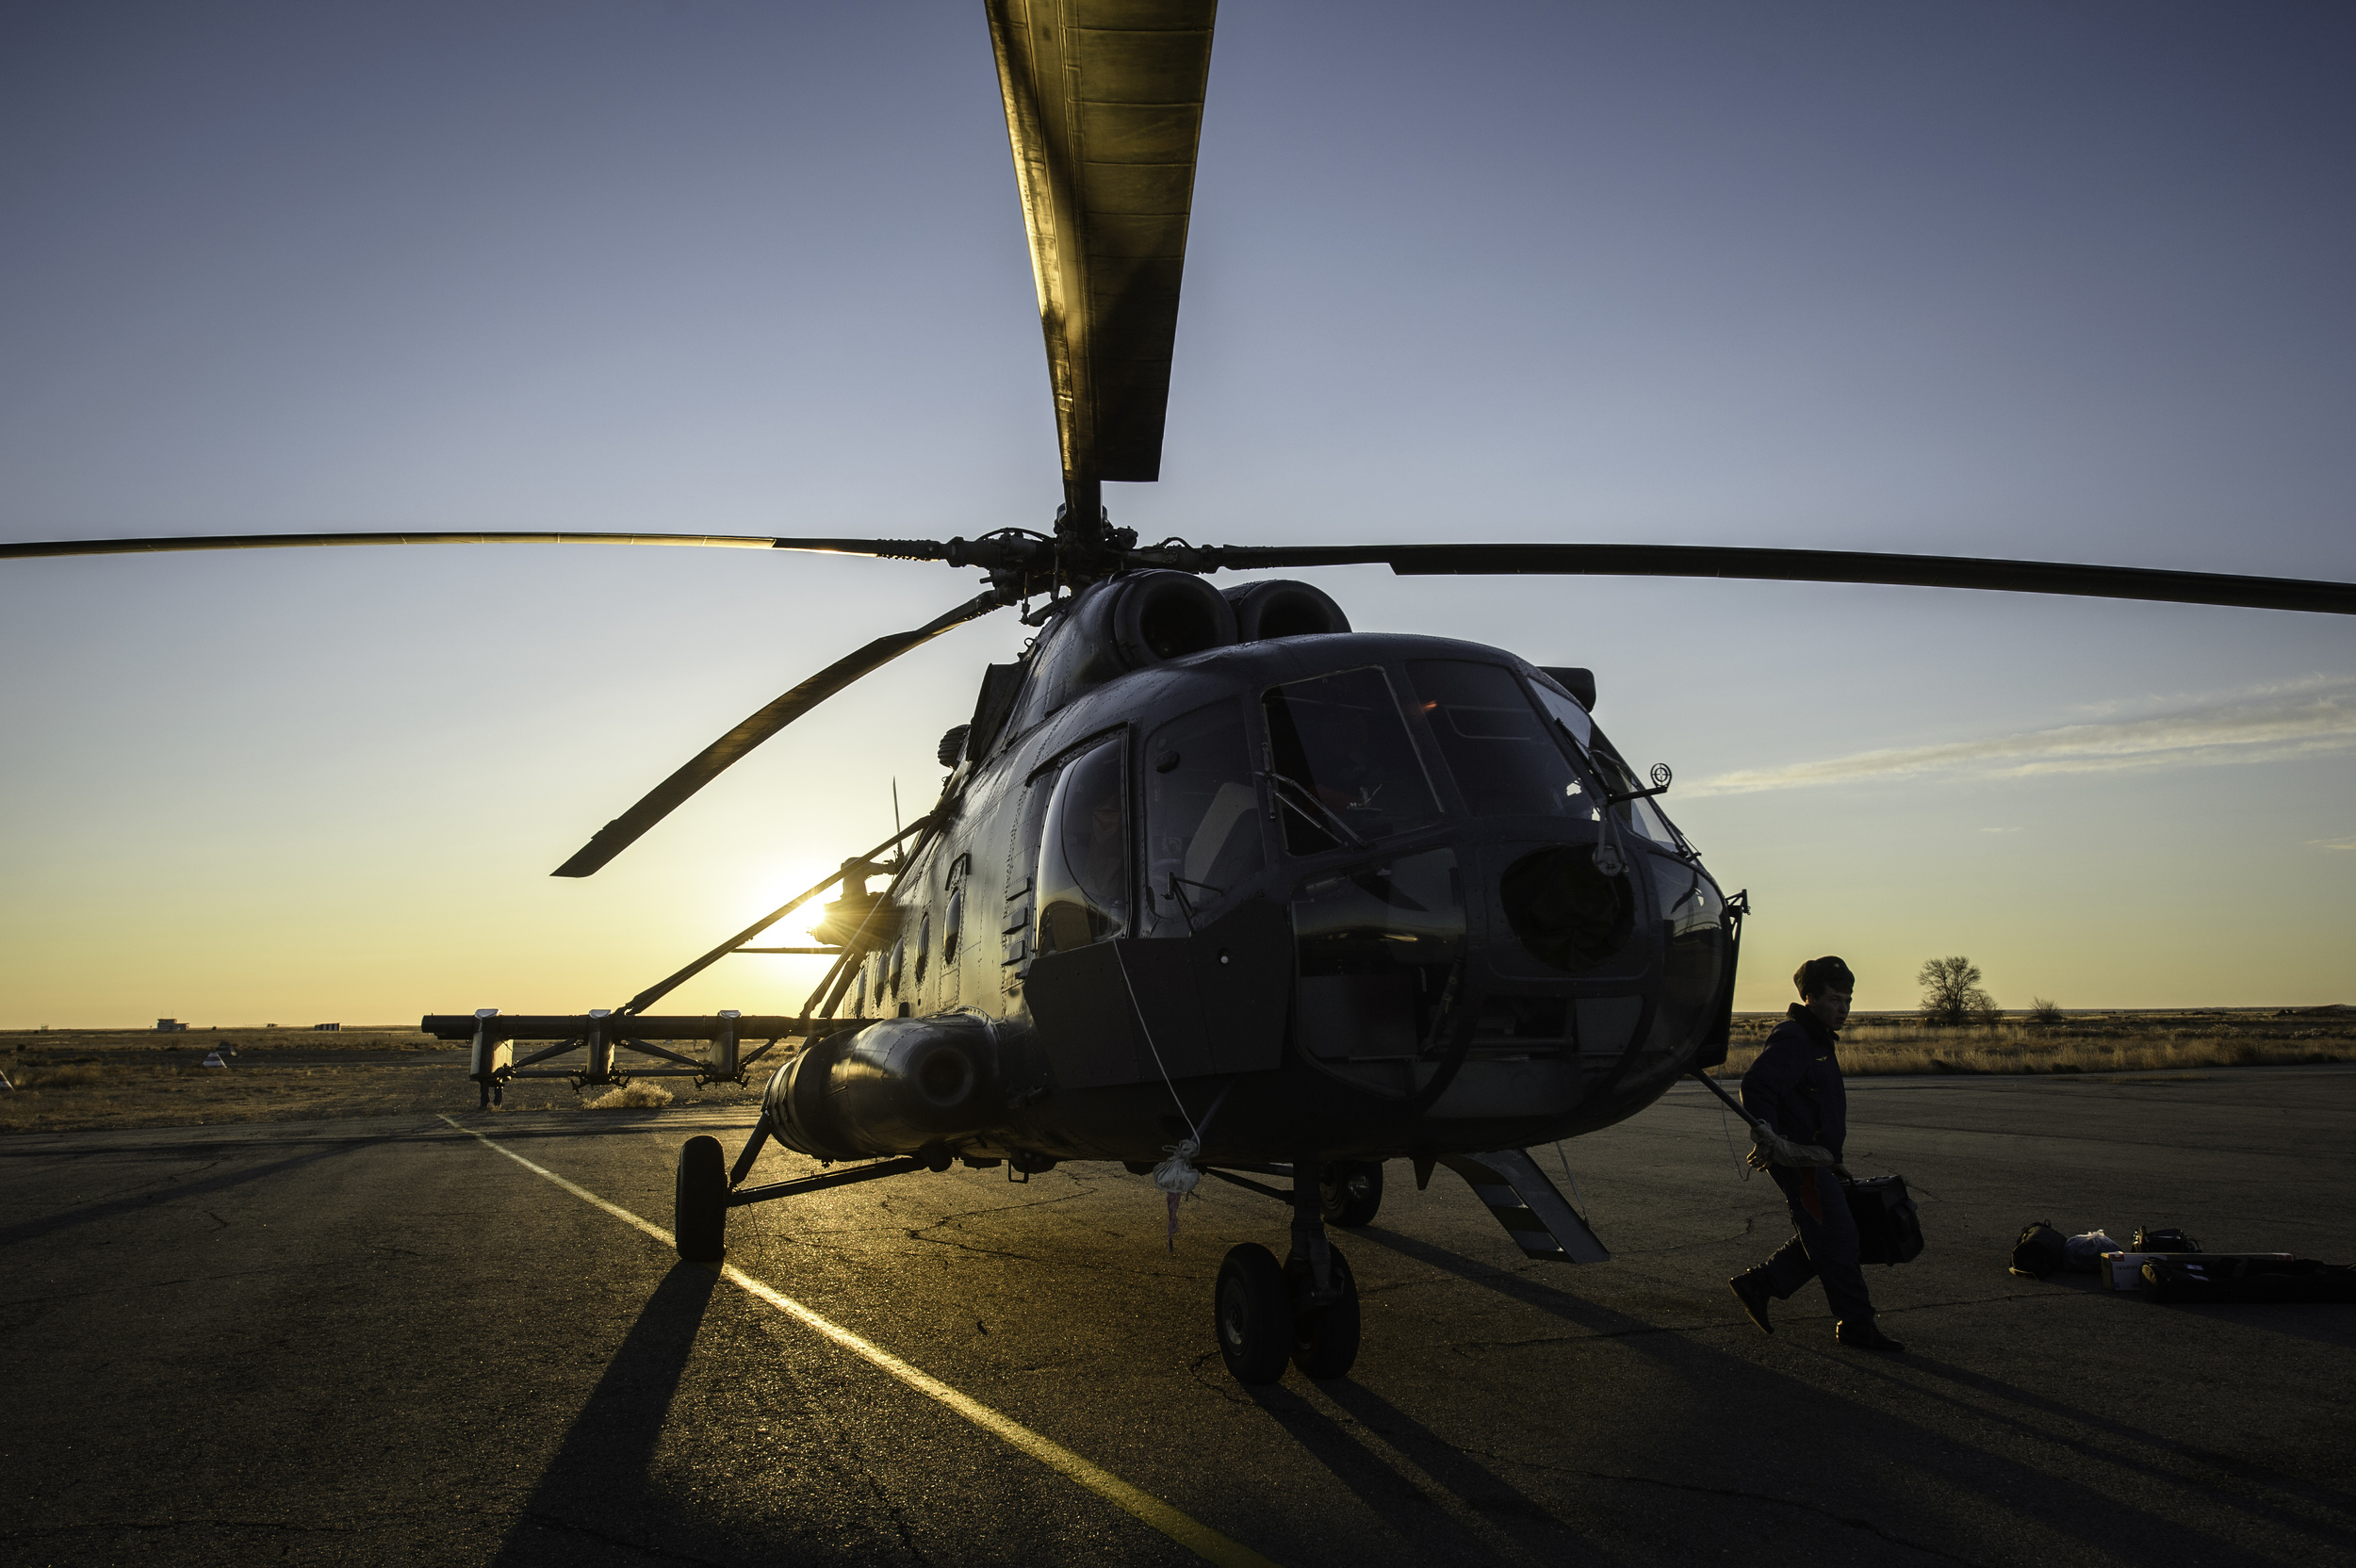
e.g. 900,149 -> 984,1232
5,1066 -> 2351,1567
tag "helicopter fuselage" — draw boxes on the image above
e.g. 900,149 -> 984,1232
762,576 -> 1738,1169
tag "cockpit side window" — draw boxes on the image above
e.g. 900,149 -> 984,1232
1585,731 -> 1687,853
1261,667 -> 1440,856
1142,701 -> 1265,935
1405,659 -> 1594,819
1035,735 -> 1129,956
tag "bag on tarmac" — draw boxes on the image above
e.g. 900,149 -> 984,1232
2131,1225 -> 2201,1253
2065,1230 -> 2121,1272
2141,1255 -> 2356,1305
2010,1220 -> 2068,1279
1842,1175 -> 1923,1266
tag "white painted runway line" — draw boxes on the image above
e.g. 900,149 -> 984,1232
439,1114 -> 1280,1568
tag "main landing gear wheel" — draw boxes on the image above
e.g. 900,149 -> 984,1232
1215,1243 -> 1291,1384
674,1135 -> 728,1262
1319,1160 -> 1383,1227
1289,1245 -> 1361,1380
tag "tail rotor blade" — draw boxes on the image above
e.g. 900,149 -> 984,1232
550,591 -> 1006,878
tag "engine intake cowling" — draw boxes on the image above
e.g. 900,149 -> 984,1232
1223,579 -> 1350,641
1021,571 -> 1240,720
762,1013 -> 1001,1161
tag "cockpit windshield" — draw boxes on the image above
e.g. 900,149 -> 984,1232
1528,679 -> 1594,752
1405,660 -> 1596,819
1262,667 -> 1440,856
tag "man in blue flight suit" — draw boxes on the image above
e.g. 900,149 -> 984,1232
1728,956 -> 1905,1352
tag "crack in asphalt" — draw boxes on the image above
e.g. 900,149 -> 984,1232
1439,1282 -> 2177,1353
510,1511 -> 733,1564
1481,1458 -> 1985,1564
0,1517 -> 419,1537
1444,1323 -> 1694,1351
0,1266 -> 303,1307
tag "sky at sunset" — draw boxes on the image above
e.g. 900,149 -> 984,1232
3,2 -> 2350,1028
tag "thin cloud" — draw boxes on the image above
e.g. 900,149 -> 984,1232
2315,836 -> 2356,852
1686,680 -> 2356,797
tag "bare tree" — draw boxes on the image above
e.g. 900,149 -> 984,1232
2028,997 -> 2064,1026
1919,956 -> 1997,1027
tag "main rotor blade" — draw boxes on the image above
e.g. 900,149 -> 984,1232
1,531 -> 784,560
0,531 -> 1064,571
987,0 -> 1217,523
1178,543 -> 2356,616
550,592 -> 1006,879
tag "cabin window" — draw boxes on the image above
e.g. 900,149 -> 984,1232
1035,735 -> 1129,956
1646,852 -> 1727,1054
887,935 -> 906,996
1143,701 -> 1265,935
1405,660 -> 1592,819
1261,666 -> 1440,855
941,880 -> 964,964
914,912 -> 931,984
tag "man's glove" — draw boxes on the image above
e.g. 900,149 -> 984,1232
1748,1123 -> 1836,1169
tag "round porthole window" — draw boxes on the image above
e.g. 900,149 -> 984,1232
1498,846 -> 1633,972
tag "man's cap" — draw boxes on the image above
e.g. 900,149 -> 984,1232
1793,956 -> 1856,998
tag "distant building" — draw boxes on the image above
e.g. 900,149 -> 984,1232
155,1019 -> 188,1033
312,1022 -> 340,1032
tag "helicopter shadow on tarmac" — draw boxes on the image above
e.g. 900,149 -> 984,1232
489,1261 -> 722,1567
1238,1379 -> 1576,1565
1343,1226 -> 2353,1566
1841,1351 -> 2356,1552
0,1132 -> 399,1250
2016,1267 -> 2356,1354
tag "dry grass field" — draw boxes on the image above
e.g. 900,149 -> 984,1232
0,1027 -> 760,1135
1710,1004 -> 2356,1078
7,1007 -> 2349,1134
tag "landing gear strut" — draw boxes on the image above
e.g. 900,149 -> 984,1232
1213,1151 -> 1362,1384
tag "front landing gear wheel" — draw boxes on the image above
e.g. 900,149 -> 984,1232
1319,1161 -> 1383,1227
674,1135 -> 728,1262
1289,1245 -> 1361,1380
1215,1244 -> 1291,1384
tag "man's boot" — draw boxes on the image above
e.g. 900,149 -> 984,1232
1836,1319 -> 1905,1353
1728,1272 -> 1774,1336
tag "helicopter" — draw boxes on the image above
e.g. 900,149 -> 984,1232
9,3 -> 2353,1386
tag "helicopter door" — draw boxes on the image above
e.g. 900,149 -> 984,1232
1018,734 -> 1156,1089
1023,725 -> 1293,1092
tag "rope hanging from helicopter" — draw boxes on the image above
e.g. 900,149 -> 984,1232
1112,942 -> 1243,1252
